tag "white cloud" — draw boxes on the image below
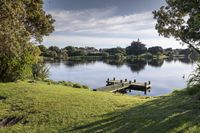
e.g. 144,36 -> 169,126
49,8 -> 154,34
49,7 -> 118,32
44,7 -> 183,48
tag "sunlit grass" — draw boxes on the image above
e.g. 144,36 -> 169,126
0,81 -> 199,132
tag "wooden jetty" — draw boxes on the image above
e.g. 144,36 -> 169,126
95,77 -> 151,95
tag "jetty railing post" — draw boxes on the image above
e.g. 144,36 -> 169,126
144,82 -> 147,87
113,77 -> 115,81
106,78 -> 110,86
134,79 -> 136,83
129,81 -> 132,84
125,79 -> 127,82
144,90 -> 147,95
120,80 -> 123,83
148,81 -> 151,85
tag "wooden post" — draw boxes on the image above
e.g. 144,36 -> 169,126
129,81 -> 132,84
144,90 -> 147,95
113,77 -> 115,81
144,82 -> 147,87
125,79 -> 127,82
134,79 -> 136,83
106,78 -> 110,86
148,81 -> 151,85
120,80 -> 123,83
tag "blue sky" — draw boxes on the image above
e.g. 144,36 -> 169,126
43,0 -> 183,49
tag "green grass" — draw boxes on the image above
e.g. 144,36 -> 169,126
0,81 -> 200,133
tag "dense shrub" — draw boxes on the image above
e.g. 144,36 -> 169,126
73,83 -> 82,88
64,82 -> 73,87
32,63 -> 49,80
185,84 -> 200,95
82,85 -> 89,89
102,52 -> 109,58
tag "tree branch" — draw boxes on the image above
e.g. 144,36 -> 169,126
182,40 -> 200,54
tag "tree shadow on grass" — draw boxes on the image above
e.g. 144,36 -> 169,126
60,92 -> 200,133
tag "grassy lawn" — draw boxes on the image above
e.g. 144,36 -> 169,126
0,81 -> 200,133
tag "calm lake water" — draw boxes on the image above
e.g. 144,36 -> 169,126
46,58 -> 195,96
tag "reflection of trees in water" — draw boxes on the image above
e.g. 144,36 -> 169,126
46,57 -> 195,71
165,57 -> 196,64
148,59 -> 164,68
177,57 -> 199,64
65,59 -> 97,67
165,57 -> 174,63
44,60 -> 62,67
126,59 -> 147,73
177,58 -> 191,64
103,59 -> 125,68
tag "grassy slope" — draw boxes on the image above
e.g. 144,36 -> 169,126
0,82 -> 200,133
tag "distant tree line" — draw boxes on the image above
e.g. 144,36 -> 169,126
38,45 -> 100,59
38,39 -> 199,60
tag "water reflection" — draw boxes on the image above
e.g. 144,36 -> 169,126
178,58 -> 193,64
64,60 -> 96,67
103,59 -> 124,68
46,57 -> 196,96
127,59 -> 147,73
165,57 -> 174,63
148,59 -> 164,68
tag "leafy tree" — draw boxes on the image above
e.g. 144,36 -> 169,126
105,47 -> 126,56
48,46 -> 61,54
0,0 -> 54,82
143,53 -> 153,59
65,46 -> 87,56
165,48 -> 173,52
148,46 -> 163,55
102,52 -> 109,58
179,49 -> 191,56
38,45 -> 48,53
164,48 -> 174,56
72,50 -> 86,56
126,40 -> 147,55
47,51 -> 58,59
63,46 -> 77,56
153,0 -> 200,53
114,53 -> 124,60
59,49 -> 68,60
